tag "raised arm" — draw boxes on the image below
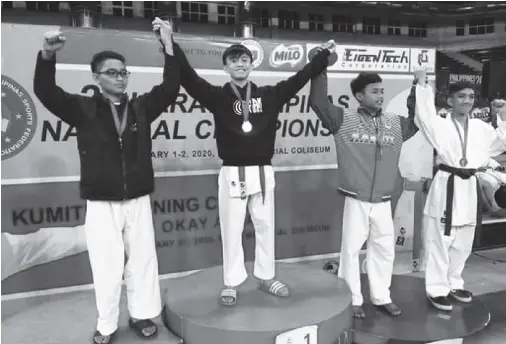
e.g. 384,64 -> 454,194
134,19 -> 180,123
271,41 -> 333,110
33,31 -> 83,128
400,79 -> 419,141
173,41 -> 222,114
412,69 -> 448,152
309,68 -> 343,135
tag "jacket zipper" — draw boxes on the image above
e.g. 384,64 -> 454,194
119,137 -> 127,199
369,123 -> 379,202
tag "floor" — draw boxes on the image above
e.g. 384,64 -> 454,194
1,248 -> 506,344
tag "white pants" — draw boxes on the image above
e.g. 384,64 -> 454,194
218,171 -> 275,287
85,195 -> 162,335
338,197 -> 395,306
424,215 -> 475,297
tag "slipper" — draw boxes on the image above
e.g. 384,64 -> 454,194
92,330 -> 117,344
128,318 -> 158,339
375,302 -> 402,316
220,287 -> 237,306
258,279 -> 289,297
352,305 -> 366,319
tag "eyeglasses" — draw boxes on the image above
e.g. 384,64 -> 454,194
97,69 -> 131,79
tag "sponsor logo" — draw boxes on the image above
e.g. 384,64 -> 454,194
418,49 -> 429,65
336,45 -> 410,72
241,39 -> 264,69
410,48 -> 436,73
449,74 -> 482,85
471,107 -> 490,122
1,75 -> 38,160
232,97 -> 263,116
343,48 -> 409,65
269,44 -> 304,68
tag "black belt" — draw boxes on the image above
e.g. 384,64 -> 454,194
437,164 -> 484,236
238,166 -> 266,204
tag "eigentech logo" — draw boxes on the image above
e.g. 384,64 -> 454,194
269,44 -> 304,68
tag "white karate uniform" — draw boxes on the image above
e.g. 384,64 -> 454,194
414,84 -> 506,297
85,195 -> 162,336
218,165 -> 276,287
338,197 -> 395,306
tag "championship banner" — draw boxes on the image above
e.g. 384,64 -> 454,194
2,23 -> 436,295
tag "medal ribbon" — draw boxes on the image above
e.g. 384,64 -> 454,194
230,81 -> 251,125
108,100 -> 129,138
451,116 -> 469,166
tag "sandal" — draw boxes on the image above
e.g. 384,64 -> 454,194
92,330 -> 117,344
220,287 -> 237,306
258,279 -> 289,297
375,302 -> 402,316
128,318 -> 158,339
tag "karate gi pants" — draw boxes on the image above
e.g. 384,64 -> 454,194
85,195 -> 162,336
424,215 -> 475,298
338,196 -> 395,306
218,167 -> 275,287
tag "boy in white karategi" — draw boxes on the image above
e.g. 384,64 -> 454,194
412,68 -> 506,311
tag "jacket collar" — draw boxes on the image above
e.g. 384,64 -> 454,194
358,106 -> 382,118
96,92 -> 129,106
226,80 -> 258,92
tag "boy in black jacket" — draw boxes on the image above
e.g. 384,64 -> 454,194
33,19 -> 179,344
173,39 -> 335,306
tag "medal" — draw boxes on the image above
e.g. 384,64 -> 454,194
451,116 -> 469,167
242,121 -> 252,132
230,81 -> 252,133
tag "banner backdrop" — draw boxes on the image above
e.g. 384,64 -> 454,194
2,24 -> 437,295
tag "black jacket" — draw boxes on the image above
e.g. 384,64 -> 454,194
33,51 -> 180,201
173,42 -> 330,166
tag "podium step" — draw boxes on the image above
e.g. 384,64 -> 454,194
353,274 -> 491,344
162,262 -> 353,344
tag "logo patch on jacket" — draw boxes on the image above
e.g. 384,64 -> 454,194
233,97 -> 263,116
349,130 -> 395,146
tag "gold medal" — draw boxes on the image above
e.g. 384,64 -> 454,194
242,121 -> 252,133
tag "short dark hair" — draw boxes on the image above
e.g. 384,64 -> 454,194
350,73 -> 382,96
490,90 -> 506,102
222,44 -> 253,65
90,51 -> 126,73
448,81 -> 475,96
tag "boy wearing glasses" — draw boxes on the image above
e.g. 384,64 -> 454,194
33,18 -> 179,344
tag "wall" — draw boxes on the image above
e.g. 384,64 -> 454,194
2,3 -> 506,50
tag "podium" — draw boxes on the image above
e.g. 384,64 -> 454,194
162,262 -> 353,344
353,274 -> 491,344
